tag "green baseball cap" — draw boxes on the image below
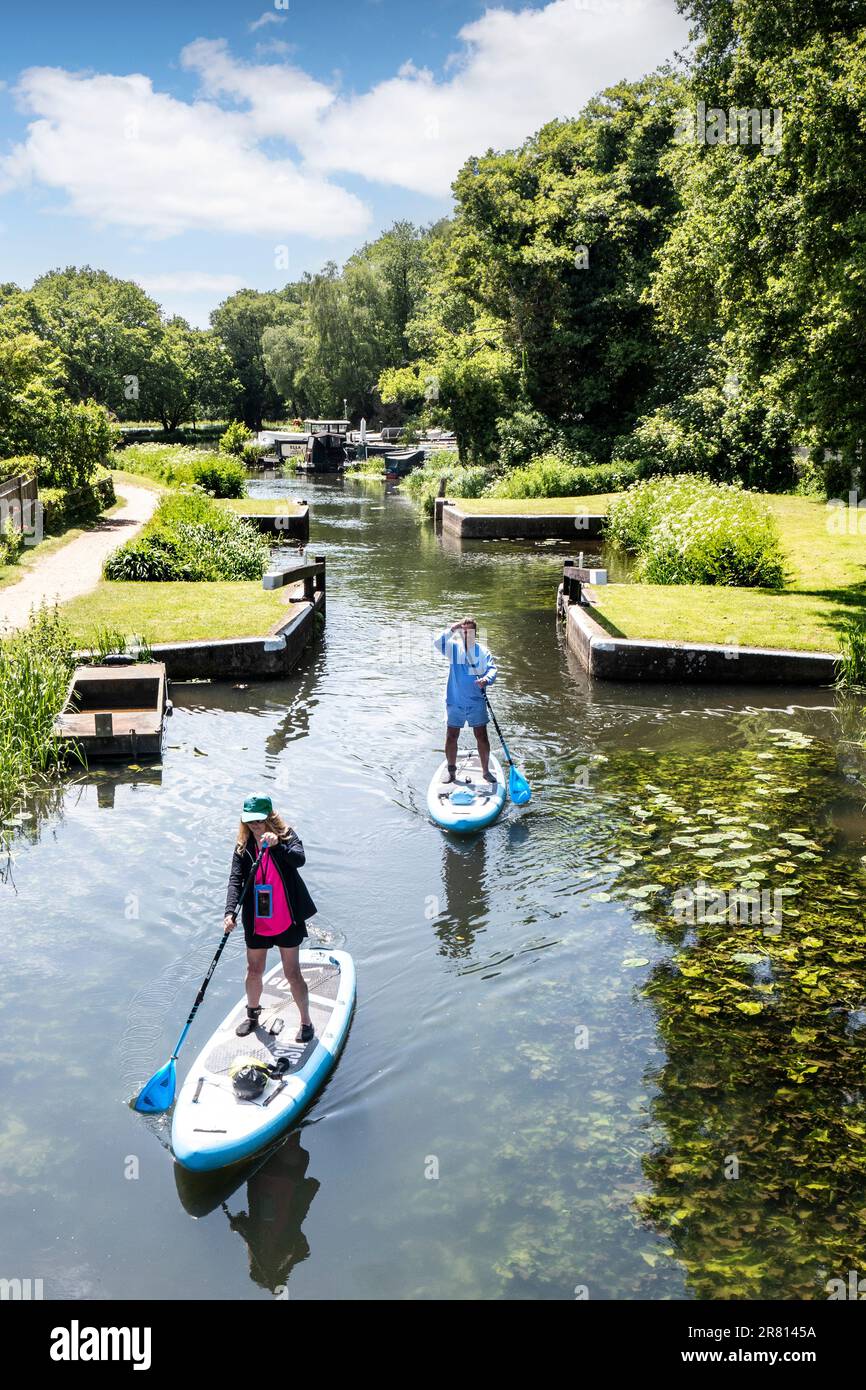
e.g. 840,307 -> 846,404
241,794 -> 273,824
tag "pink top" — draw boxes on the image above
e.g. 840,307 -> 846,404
252,848 -> 294,938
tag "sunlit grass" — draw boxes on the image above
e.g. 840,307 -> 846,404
60,582 -> 292,643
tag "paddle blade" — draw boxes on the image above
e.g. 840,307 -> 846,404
134,1059 -> 177,1115
508,765 -> 532,806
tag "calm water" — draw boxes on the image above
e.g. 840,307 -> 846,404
2,476 -> 865,1300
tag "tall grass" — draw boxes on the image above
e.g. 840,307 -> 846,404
114,444 -> 247,497
836,619 -> 866,689
606,475 -> 786,588
0,608 -> 77,828
400,455 -> 487,515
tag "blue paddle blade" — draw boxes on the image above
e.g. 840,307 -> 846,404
134,1059 -> 177,1115
508,765 -> 532,806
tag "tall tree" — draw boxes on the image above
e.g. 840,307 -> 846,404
211,289 -> 296,430
656,1 -> 866,479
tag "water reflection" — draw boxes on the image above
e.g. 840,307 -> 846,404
175,1132 -> 319,1293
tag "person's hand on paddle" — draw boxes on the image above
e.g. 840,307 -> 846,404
260,831 -> 278,848
475,676 -> 489,689
223,913 -> 236,934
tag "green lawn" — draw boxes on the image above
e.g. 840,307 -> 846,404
219,498 -> 305,516
457,494 -> 616,514
586,494 -> 866,653
61,582 -> 293,643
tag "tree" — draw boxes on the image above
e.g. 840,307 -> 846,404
23,266 -> 164,416
655,1 -> 866,484
442,75 -> 686,448
0,332 -> 112,487
142,319 -> 241,431
211,289 -> 296,430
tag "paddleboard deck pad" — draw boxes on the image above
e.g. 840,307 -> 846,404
172,948 -> 355,1172
426,751 -> 507,833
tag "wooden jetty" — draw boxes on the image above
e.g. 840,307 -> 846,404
53,662 -> 171,761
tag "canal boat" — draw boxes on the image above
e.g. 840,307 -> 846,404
52,661 -> 170,762
427,751 -> 507,833
172,948 -> 356,1172
384,447 -> 425,479
299,431 -> 347,472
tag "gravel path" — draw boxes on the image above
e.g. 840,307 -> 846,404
0,483 -> 158,633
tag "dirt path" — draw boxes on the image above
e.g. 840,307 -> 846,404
0,483 -> 158,633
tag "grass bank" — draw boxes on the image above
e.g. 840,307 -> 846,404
61,582 -> 292,644
219,498 -> 305,516
582,494 -> 865,653
457,494 -> 617,515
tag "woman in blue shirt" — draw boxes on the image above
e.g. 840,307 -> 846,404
433,618 -> 498,783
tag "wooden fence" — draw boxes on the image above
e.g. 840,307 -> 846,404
0,474 -> 38,533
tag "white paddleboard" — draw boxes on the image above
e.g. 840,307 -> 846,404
172,948 -> 355,1172
426,751 -> 507,833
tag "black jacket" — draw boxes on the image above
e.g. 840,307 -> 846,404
225,831 -> 317,931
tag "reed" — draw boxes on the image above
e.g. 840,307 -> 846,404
0,607 -> 77,830
836,618 -> 866,689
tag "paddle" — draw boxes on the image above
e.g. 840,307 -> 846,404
466,647 -> 532,806
134,845 -> 266,1115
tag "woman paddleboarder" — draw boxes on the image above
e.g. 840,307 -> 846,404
434,618 -> 498,784
224,795 -> 317,1042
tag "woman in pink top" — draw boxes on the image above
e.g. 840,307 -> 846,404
224,795 -> 317,1043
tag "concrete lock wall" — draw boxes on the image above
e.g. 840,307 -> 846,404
238,506 -> 310,542
559,586 -> 838,686
435,498 -> 605,541
149,592 -> 323,681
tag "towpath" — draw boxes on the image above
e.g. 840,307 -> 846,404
0,483 -> 157,633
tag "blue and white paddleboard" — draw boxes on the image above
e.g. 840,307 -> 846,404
426,751 -> 507,834
172,948 -> 355,1172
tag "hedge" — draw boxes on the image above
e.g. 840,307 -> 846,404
41,470 -> 116,534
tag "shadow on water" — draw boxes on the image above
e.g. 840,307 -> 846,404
175,1132 -> 319,1294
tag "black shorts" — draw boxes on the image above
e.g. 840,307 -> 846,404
244,920 -> 308,951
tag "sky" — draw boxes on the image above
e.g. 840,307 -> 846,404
0,0 -> 691,325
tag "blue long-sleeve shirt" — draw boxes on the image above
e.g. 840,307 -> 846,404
434,629 -> 497,713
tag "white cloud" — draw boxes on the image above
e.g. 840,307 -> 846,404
0,1 -> 690,238
255,39 -> 295,57
0,62 -> 367,239
249,10 -> 287,33
304,0 -> 691,195
134,271 -> 245,296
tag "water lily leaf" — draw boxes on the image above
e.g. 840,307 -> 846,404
735,1001 -> 764,1015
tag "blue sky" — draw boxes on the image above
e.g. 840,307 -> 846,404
0,0 -> 690,325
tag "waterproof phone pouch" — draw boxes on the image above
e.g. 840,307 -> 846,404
255,884 -> 273,920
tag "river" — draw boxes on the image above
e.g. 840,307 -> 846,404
2,474 -> 866,1300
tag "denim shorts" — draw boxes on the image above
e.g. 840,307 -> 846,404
446,703 -> 489,729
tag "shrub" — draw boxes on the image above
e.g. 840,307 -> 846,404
495,409 -> 566,469
612,391 -> 797,493
0,515 -> 24,567
607,475 -> 786,588
0,454 -> 40,484
40,469 -> 116,535
400,455 -> 488,515
486,454 -> 640,499
219,421 -> 251,456
242,444 -> 270,467
104,491 -> 269,581
36,399 -> 113,491
190,456 -> 247,498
